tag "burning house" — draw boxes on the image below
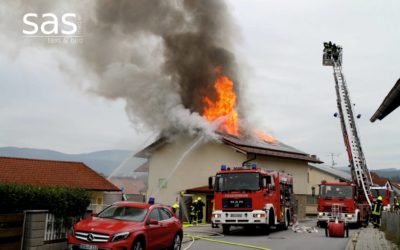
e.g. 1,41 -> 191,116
135,128 -> 353,220
134,63 -> 346,220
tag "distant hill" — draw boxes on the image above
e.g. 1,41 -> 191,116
0,147 -> 146,177
335,166 -> 400,181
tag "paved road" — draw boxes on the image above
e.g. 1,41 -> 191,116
182,220 -> 358,250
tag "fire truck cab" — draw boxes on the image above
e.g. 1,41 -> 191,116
210,164 -> 294,234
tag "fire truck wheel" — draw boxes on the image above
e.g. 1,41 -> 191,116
222,225 -> 230,235
284,211 -> 290,230
269,210 -> 275,227
355,214 -> 361,228
279,211 -> 290,230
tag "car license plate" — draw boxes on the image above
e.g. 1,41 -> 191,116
231,214 -> 242,217
79,244 -> 98,250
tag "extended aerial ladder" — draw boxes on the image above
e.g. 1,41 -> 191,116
322,42 -> 373,207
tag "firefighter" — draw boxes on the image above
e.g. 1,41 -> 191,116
196,197 -> 205,224
189,200 -> 198,225
394,200 -> 400,214
371,196 -> 383,228
172,203 -> 179,215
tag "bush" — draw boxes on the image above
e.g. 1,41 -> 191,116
0,183 -> 90,218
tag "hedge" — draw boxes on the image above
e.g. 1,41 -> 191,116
0,183 -> 90,218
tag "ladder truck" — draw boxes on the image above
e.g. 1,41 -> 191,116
317,42 -> 373,232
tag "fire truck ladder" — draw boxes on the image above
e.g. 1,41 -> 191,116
322,42 -> 373,206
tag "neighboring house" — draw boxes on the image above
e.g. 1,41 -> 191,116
370,172 -> 391,188
0,156 -> 120,213
390,181 -> 400,196
108,177 -> 147,203
136,133 -> 344,219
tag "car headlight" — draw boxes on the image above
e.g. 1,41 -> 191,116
346,214 -> 353,218
111,232 -> 130,242
213,213 -> 221,218
318,212 -> 324,216
253,213 -> 265,218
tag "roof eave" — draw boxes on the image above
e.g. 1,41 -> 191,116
370,78 -> 400,122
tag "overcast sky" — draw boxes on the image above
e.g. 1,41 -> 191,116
1,0 -> 399,169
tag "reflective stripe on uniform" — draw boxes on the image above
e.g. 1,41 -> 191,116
372,202 -> 382,216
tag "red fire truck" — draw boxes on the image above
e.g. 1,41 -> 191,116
318,43 -> 373,231
317,181 -> 369,227
209,164 -> 294,234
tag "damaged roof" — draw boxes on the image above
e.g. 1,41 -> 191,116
135,132 -> 322,164
220,133 -> 322,163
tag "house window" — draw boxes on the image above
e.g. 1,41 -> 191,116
97,197 -> 103,205
158,178 -> 167,189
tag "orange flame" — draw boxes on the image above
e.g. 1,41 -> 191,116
255,130 -> 277,144
202,67 -> 239,135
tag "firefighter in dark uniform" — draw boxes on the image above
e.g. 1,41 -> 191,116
189,200 -> 198,225
371,195 -> 383,228
196,197 -> 205,224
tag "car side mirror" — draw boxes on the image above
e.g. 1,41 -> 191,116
148,219 -> 159,225
91,212 -> 97,217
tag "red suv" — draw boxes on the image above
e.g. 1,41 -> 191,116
68,201 -> 182,250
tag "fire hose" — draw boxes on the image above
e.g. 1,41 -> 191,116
182,230 -> 271,250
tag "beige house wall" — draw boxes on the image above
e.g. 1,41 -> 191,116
147,136 -> 245,205
147,136 -> 321,204
308,167 -> 342,194
146,135 -> 345,218
88,191 -> 106,213
250,156 -> 309,194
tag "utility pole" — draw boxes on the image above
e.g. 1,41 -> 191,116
328,153 -> 340,168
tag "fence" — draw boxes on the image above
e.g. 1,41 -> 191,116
44,213 -> 78,242
0,213 -> 24,250
381,211 -> 400,245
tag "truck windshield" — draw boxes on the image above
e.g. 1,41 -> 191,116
371,189 -> 386,198
215,172 -> 260,192
320,185 -> 353,198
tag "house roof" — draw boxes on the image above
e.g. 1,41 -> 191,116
390,181 -> 400,191
0,157 -> 120,191
308,163 -> 351,181
135,133 -> 322,164
370,172 -> 389,186
371,78 -> 400,122
221,133 -> 322,163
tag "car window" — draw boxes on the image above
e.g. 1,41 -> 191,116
159,208 -> 173,220
148,208 -> 160,221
